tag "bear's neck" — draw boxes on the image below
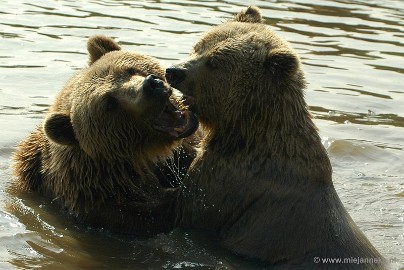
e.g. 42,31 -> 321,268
42,142 -> 161,214
207,105 -> 321,155
202,89 -> 332,185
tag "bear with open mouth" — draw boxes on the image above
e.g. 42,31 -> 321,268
12,35 -> 198,234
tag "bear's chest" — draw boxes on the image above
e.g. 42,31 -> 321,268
180,152 -> 262,230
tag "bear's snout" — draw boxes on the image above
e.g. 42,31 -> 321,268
166,67 -> 186,86
142,74 -> 170,97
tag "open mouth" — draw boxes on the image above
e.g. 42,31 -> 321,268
153,99 -> 198,138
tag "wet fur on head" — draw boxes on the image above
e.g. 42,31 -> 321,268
12,35 -> 197,234
172,7 -> 305,153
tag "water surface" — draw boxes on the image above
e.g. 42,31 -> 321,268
0,0 -> 403,269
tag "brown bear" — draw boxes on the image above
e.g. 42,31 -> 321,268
12,35 -> 198,235
166,6 -> 387,269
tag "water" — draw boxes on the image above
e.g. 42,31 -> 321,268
0,0 -> 403,269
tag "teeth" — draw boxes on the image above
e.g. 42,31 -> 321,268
174,111 -> 190,132
154,107 -> 191,137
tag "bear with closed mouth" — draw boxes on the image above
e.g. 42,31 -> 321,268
167,6 -> 387,269
12,35 -> 198,234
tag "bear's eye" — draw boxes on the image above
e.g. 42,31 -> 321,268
127,67 -> 139,76
104,95 -> 119,111
206,57 -> 218,69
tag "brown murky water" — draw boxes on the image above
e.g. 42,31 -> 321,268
0,0 -> 403,269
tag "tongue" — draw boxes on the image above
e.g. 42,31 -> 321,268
154,109 -> 183,128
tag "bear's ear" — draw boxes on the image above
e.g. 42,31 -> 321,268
87,35 -> 121,65
265,48 -> 299,77
234,6 -> 263,23
43,112 -> 77,145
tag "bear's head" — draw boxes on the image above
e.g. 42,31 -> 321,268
166,6 -> 306,141
44,35 -> 198,162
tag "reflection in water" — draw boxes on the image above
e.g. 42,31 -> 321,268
323,86 -> 392,99
0,0 -> 403,269
311,105 -> 404,129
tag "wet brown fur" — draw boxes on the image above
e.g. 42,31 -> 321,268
172,6 -> 387,269
12,36 -> 196,234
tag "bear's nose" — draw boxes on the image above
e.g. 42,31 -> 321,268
166,67 -> 186,86
142,74 -> 168,96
